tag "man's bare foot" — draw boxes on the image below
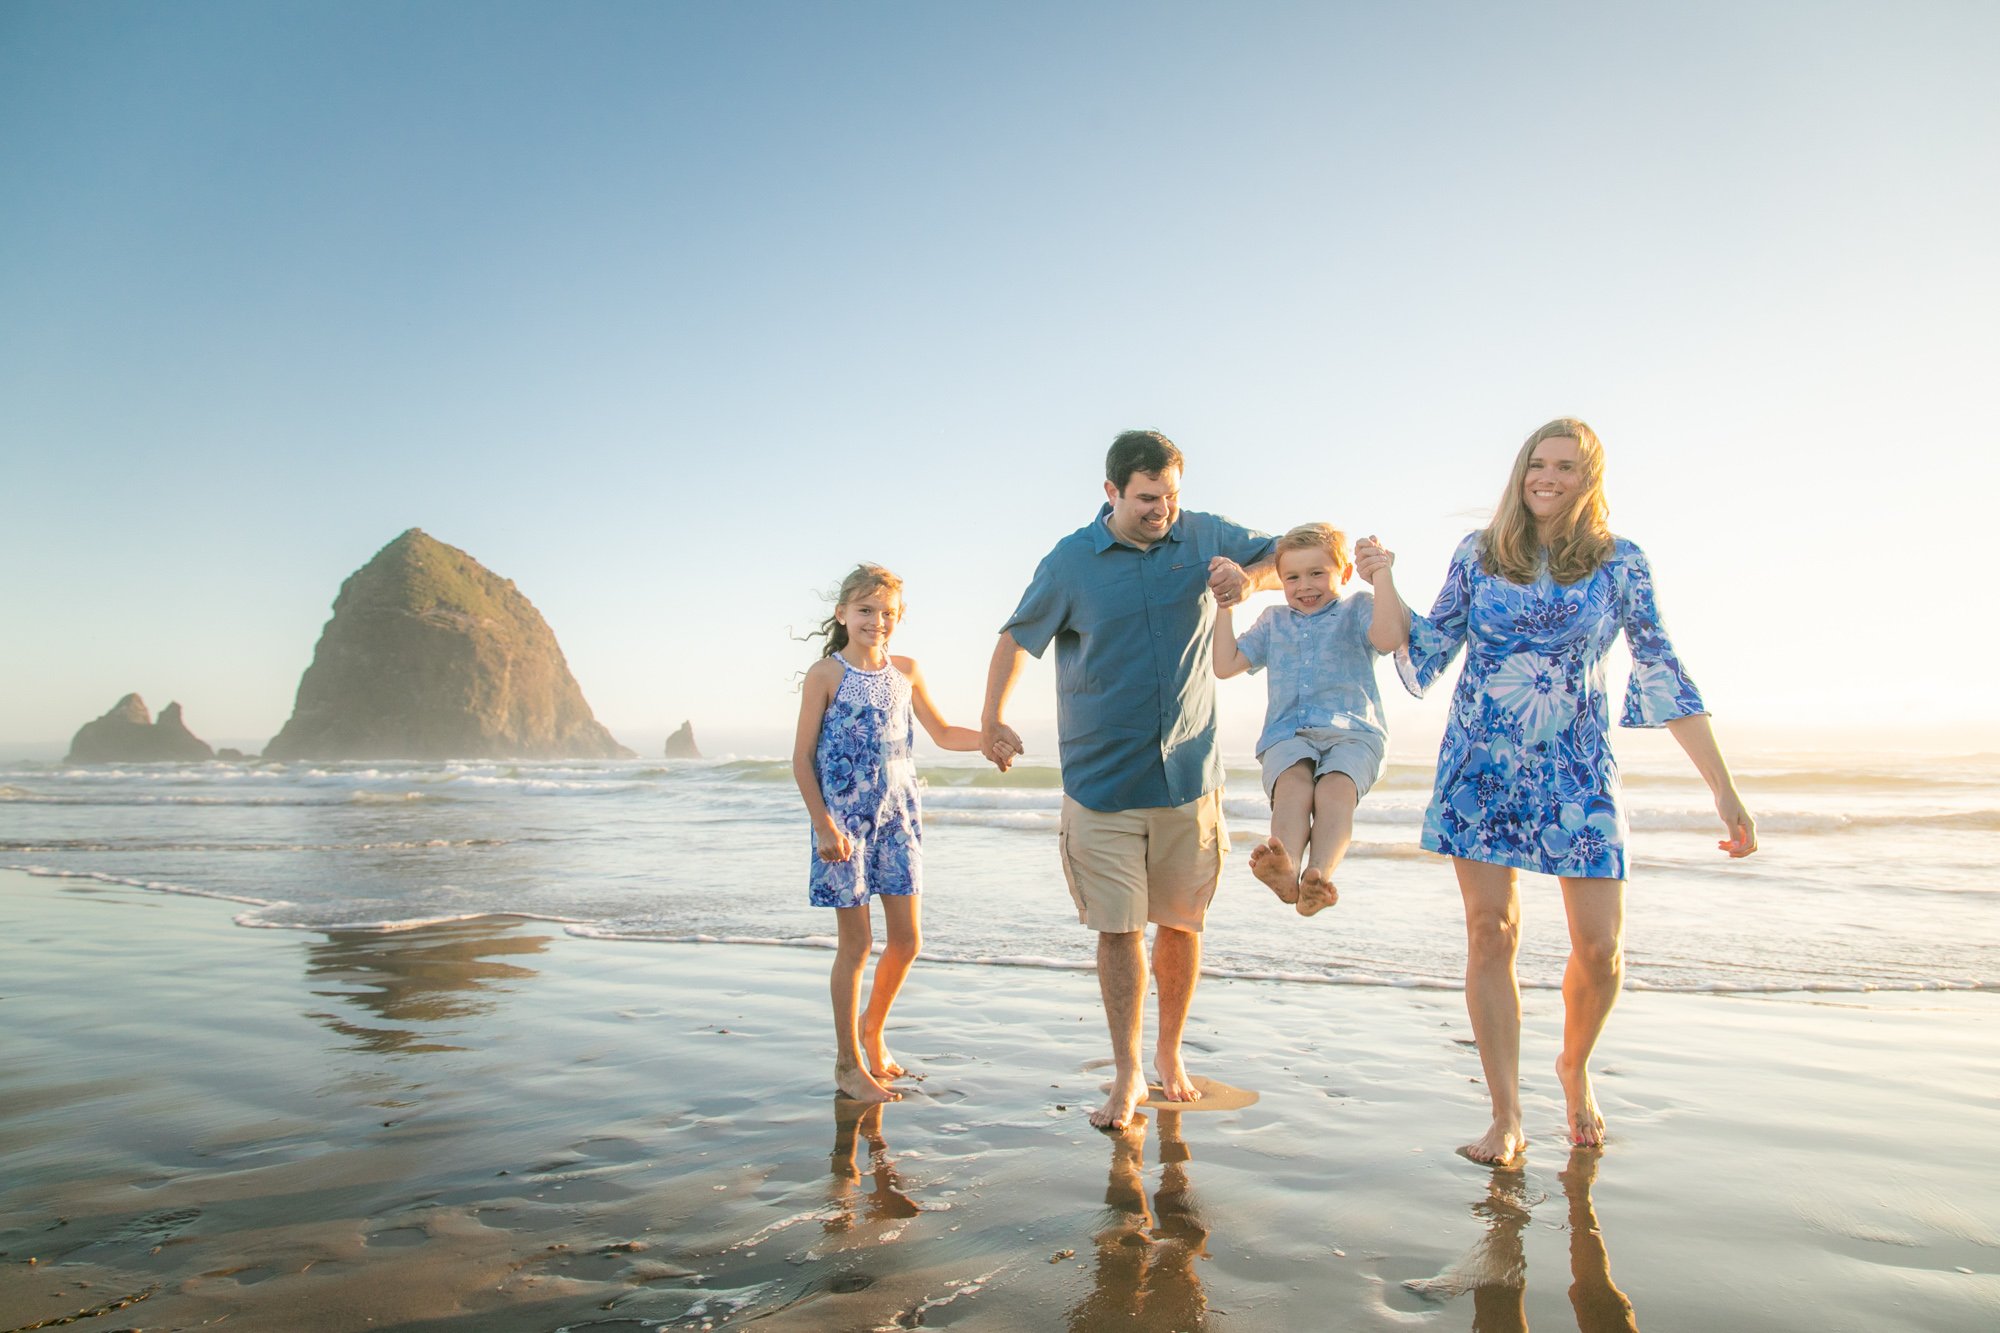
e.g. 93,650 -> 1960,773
1296,867 -> 1339,916
1090,1067 -> 1149,1129
863,1032 -> 907,1080
1459,1119 -> 1527,1166
1557,1054 -> 1606,1147
1249,836 -> 1301,904
1153,1047 -> 1203,1104
835,1061 -> 899,1104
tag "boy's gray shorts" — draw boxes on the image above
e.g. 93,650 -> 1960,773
1258,726 -> 1385,803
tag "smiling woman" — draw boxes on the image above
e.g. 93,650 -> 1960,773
1360,416 -> 1758,1168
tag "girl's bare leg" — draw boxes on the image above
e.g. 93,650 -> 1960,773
861,894 -> 921,1079
1455,858 -> 1525,1164
1556,876 -> 1624,1147
1250,761 -> 1314,904
1297,773 -> 1358,916
831,903 -> 896,1103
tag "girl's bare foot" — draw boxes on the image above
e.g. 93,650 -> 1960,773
863,1032 -> 907,1080
1296,868 -> 1339,916
1090,1067 -> 1149,1130
835,1061 -> 899,1104
1557,1054 -> 1606,1147
1459,1119 -> 1527,1166
1249,836 -> 1301,904
1153,1046 -> 1203,1103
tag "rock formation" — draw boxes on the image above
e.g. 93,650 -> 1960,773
66,694 -> 216,763
664,721 -> 701,759
265,529 -> 634,761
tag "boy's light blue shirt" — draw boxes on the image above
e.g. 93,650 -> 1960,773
1001,505 -> 1277,813
1236,593 -> 1388,757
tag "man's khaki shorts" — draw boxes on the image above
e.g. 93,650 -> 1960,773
1058,790 -> 1229,935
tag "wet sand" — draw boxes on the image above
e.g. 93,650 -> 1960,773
1,866 -> 1995,1331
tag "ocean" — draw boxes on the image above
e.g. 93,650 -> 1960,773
2,747 -> 1994,996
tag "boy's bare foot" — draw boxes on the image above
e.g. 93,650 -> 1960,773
1296,868 -> 1339,916
863,1032 -> 907,1080
1249,836 -> 1301,904
1459,1119 -> 1527,1166
1153,1046 -> 1203,1104
835,1061 -> 899,1104
1090,1067 -> 1149,1130
1557,1054 -> 1607,1147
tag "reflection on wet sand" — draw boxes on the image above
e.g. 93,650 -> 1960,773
1408,1149 -> 1639,1331
1067,1111 -> 1209,1331
303,917 -> 550,1052
827,1097 -> 922,1240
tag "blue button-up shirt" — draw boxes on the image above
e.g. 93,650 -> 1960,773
1001,505 -> 1276,813
1236,594 -> 1388,757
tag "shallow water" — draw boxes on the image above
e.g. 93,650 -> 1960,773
3,747 -> 1995,994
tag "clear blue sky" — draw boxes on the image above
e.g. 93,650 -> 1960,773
4,1 -> 1995,756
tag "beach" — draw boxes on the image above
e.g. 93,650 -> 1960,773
3,866 -> 1995,1332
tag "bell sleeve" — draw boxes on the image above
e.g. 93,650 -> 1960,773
1615,541 -> 1708,727
1397,534 -> 1477,697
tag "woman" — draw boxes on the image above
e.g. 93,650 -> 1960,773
1360,418 -> 1756,1164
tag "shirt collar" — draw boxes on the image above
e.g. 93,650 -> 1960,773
1093,502 -> 1185,553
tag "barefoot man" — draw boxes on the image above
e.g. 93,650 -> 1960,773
983,430 -> 1276,1130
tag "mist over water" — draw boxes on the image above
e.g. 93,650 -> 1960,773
2,750 -> 1994,995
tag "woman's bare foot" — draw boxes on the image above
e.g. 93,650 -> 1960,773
863,1032 -> 907,1080
1249,836 -> 1301,904
1296,868 -> 1339,916
1153,1046 -> 1203,1104
1459,1118 -> 1527,1166
1090,1067 -> 1149,1129
835,1061 -> 899,1104
1557,1054 -> 1606,1147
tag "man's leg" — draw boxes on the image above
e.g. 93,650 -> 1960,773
1092,929 -> 1149,1129
1151,925 -> 1202,1102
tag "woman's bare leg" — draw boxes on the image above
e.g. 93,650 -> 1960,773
1556,876 -> 1624,1147
861,894 -> 921,1079
1455,858 -> 1525,1164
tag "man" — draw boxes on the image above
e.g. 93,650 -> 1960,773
983,429 -> 1277,1130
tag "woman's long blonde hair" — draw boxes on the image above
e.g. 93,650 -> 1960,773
1479,418 -> 1613,585
811,563 -> 904,658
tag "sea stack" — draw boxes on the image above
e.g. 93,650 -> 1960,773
66,694 -> 216,762
664,720 -> 701,759
265,529 -> 634,761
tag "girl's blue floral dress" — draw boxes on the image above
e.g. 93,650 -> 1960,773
810,657 -> 921,907
1399,533 -> 1706,879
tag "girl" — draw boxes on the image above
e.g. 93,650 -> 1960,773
792,564 -> 983,1104
1360,419 -> 1756,1164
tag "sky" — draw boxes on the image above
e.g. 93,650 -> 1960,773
4,1 -> 1996,759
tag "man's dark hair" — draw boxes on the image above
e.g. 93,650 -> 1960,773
1105,430 -> 1184,492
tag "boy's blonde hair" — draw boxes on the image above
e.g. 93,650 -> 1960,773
1275,522 -> 1353,570
1480,417 -> 1614,585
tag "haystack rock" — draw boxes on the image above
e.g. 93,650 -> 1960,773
664,721 -> 701,759
66,694 -> 216,762
265,529 -> 634,761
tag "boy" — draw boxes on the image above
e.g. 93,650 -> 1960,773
1213,523 -> 1399,915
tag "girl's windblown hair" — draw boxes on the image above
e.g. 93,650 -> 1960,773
812,563 -> 905,659
1481,417 -> 1614,585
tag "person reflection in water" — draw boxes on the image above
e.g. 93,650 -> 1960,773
826,1098 -> 921,1241
1066,1112 -> 1209,1331
1407,1149 -> 1637,1331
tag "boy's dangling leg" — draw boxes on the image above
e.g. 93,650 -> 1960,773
1298,773 -> 1358,917
1250,761 -> 1315,905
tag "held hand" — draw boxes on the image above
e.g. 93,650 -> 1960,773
1207,555 -> 1250,608
816,823 -> 853,862
982,720 -> 1024,772
1354,535 -> 1395,585
1715,792 -> 1758,858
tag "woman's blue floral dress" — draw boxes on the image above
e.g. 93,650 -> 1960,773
1399,533 -> 1706,879
810,657 -> 921,907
